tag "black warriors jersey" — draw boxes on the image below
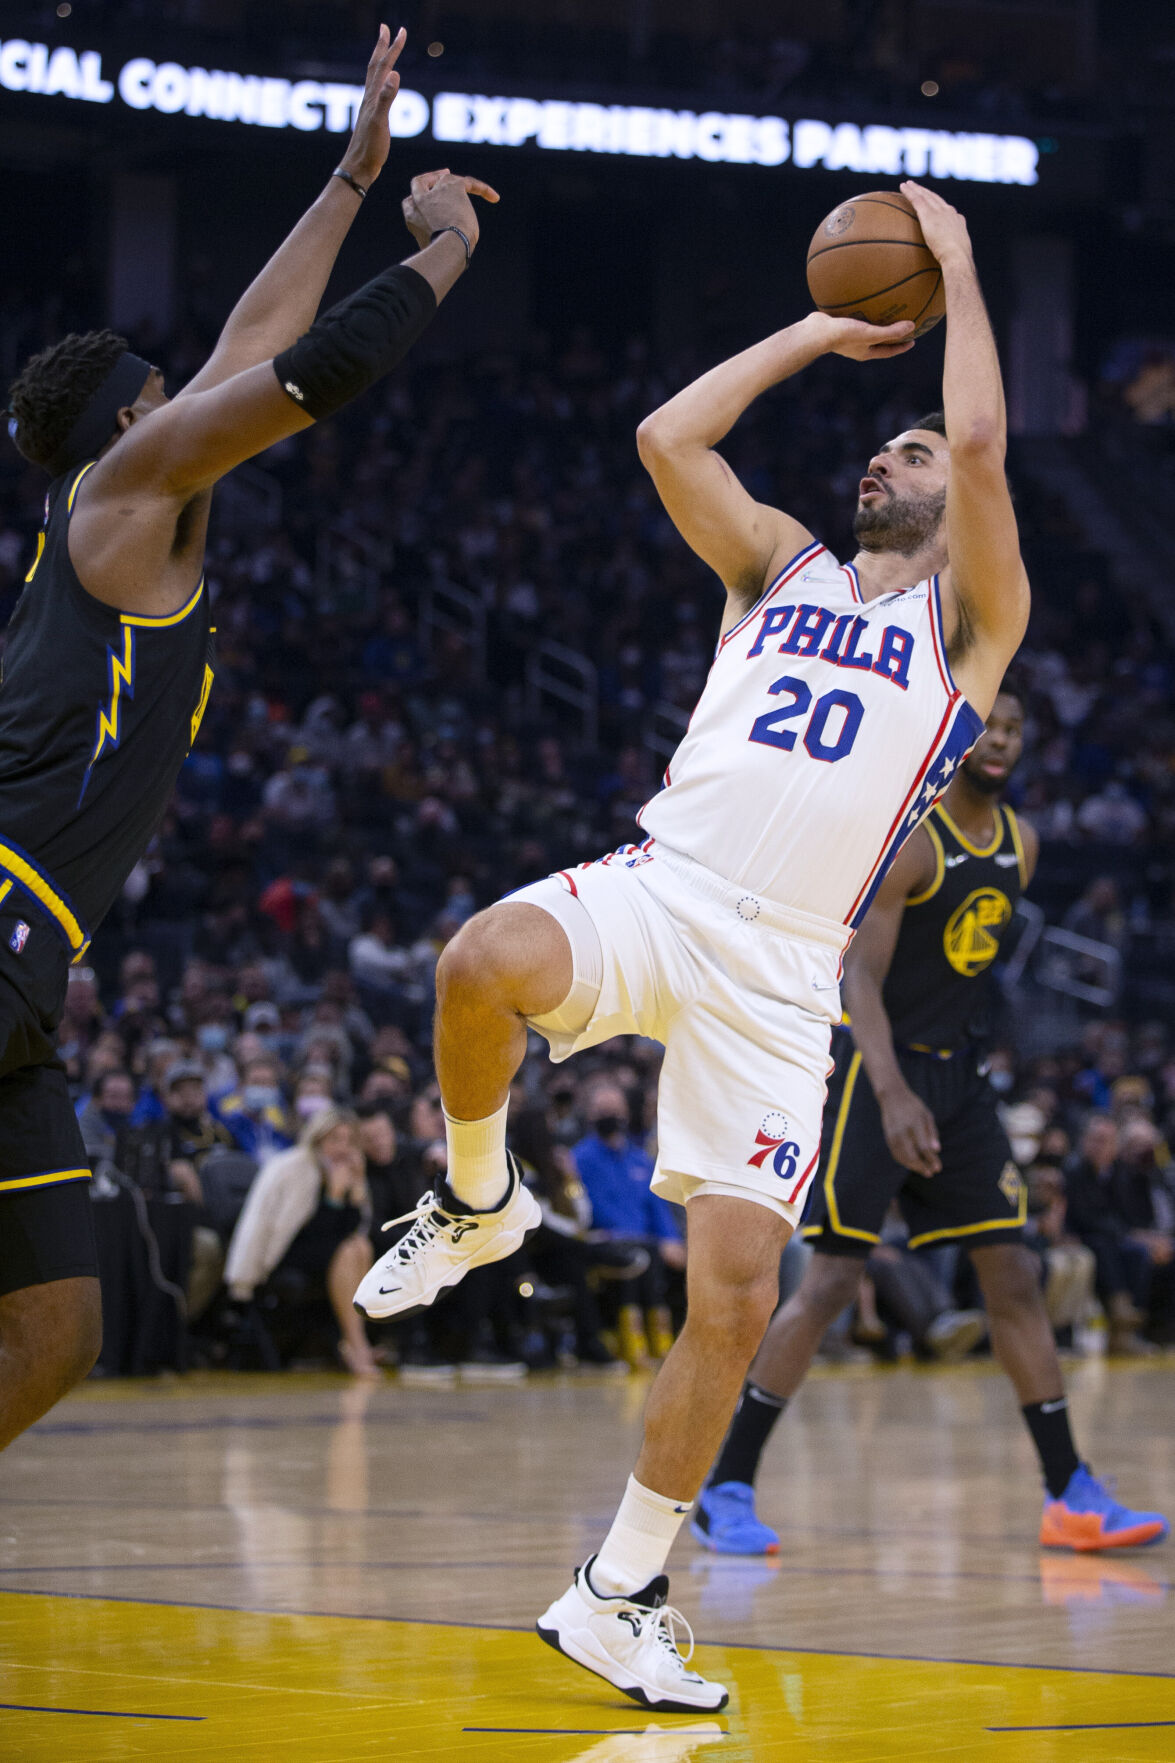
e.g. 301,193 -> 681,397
881,802 -> 1028,1055
0,462 -> 214,957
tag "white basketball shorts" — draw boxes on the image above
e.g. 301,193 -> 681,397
506,840 -> 844,1227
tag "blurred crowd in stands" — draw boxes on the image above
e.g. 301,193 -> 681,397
4,290 -> 1175,1378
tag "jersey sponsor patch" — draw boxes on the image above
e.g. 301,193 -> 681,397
943,887 -> 1013,977
9,920 -> 29,954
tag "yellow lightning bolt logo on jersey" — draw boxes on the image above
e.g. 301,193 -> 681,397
80,624 -> 136,804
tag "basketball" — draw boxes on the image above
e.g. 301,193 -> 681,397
806,190 -> 946,337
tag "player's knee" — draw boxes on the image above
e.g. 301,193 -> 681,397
972,1244 -> 1042,1317
693,1269 -> 780,1362
48,1283 -> 102,1391
798,1256 -> 865,1326
436,912 -> 508,1007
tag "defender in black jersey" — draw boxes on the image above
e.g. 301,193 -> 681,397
697,687 -> 1169,1554
0,26 -> 499,1449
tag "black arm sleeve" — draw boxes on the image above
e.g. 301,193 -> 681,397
273,263 -> 437,421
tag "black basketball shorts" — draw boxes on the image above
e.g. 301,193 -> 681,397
0,923 -> 96,1297
802,1034 -> 1026,1258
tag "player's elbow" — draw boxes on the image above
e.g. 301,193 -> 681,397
636,413 -> 670,464
947,418 -> 1004,461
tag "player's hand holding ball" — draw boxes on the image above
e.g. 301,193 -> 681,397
808,313 -> 917,362
898,181 -> 973,272
402,169 -> 501,256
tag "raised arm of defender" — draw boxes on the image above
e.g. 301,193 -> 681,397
901,182 -> 1029,712
636,313 -> 914,622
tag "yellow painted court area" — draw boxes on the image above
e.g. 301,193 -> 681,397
3,1593 -> 1173,1762
1,1366 -> 1172,1761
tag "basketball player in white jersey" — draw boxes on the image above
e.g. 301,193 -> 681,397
356,182 -> 1029,1712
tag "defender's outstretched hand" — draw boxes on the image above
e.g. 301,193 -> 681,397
900,181 -> 973,271
808,312 -> 916,362
402,170 -> 501,254
338,24 -> 408,189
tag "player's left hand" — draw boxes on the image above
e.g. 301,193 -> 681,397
899,182 -> 973,270
338,24 -> 407,188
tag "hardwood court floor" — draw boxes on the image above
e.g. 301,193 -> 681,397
1,1357 -> 1173,1761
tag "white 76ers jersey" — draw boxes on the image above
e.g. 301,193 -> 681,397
638,541 -> 985,937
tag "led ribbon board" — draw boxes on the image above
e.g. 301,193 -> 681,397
0,38 -> 1040,185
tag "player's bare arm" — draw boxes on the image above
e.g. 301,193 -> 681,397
179,26 -> 409,399
636,313 -> 914,625
69,30 -> 498,619
901,182 -> 1030,714
842,831 -> 943,1177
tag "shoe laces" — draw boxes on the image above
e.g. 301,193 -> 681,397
380,1190 -> 465,1262
641,1603 -> 697,1672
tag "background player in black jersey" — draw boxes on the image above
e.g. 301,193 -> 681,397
0,26 -> 497,1450
695,685 -> 1169,1555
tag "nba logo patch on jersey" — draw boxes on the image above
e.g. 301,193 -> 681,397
9,920 -> 30,955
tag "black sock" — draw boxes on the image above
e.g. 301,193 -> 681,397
1021,1397 -> 1082,1499
708,1383 -> 788,1490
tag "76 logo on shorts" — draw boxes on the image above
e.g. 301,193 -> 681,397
747,1112 -> 801,1182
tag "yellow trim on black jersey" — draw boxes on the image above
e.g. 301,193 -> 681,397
0,1168 -> 90,1194
934,801 -> 1005,858
24,532 -> 45,584
121,576 -> 205,629
906,817 -> 946,906
906,1171 -> 1028,1249
1005,807 -> 1029,891
66,461 -> 97,512
816,1050 -> 882,1245
0,842 -> 88,955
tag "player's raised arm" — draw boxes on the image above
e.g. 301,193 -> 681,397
841,832 -> 942,1177
88,172 -> 496,504
636,315 -> 915,611
179,26 -> 412,398
901,182 -> 1030,709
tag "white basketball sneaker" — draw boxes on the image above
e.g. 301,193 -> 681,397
354,1151 -> 541,1321
536,1557 -> 729,1714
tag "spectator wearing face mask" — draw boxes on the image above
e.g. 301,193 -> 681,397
77,1068 -> 138,1163
293,1066 -> 336,1124
214,1056 -> 295,1160
571,1083 -> 685,1365
128,1038 -> 181,1126
192,1012 -> 238,1097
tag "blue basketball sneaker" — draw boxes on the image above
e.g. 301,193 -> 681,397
691,1481 -> 780,1556
1040,1466 -> 1169,1552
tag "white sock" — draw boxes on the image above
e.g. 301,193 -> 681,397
443,1099 -> 510,1210
590,1475 -> 692,1597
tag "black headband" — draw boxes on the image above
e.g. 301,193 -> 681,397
11,350 -> 153,479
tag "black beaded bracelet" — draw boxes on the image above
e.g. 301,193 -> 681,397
332,168 -> 368,199
429,225 -> 473,264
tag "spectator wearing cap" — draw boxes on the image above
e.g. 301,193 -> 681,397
77,1068 -> 137,1164
214,1054 -> 295,1160
115,1060 -> 237,1317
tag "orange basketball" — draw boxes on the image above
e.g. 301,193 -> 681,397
806,190 -> 945,338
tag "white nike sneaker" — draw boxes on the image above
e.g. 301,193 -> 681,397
536,1557 -> 729,1714
354,1151 -> 541,1321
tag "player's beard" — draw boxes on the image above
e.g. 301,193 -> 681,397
961,755 -> 1007,795
852,486 -> 947,557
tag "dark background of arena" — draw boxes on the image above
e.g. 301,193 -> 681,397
1,0 -> 1173,1371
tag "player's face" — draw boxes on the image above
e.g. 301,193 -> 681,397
962,693 -> 1024,794
853,428 -> 950,556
